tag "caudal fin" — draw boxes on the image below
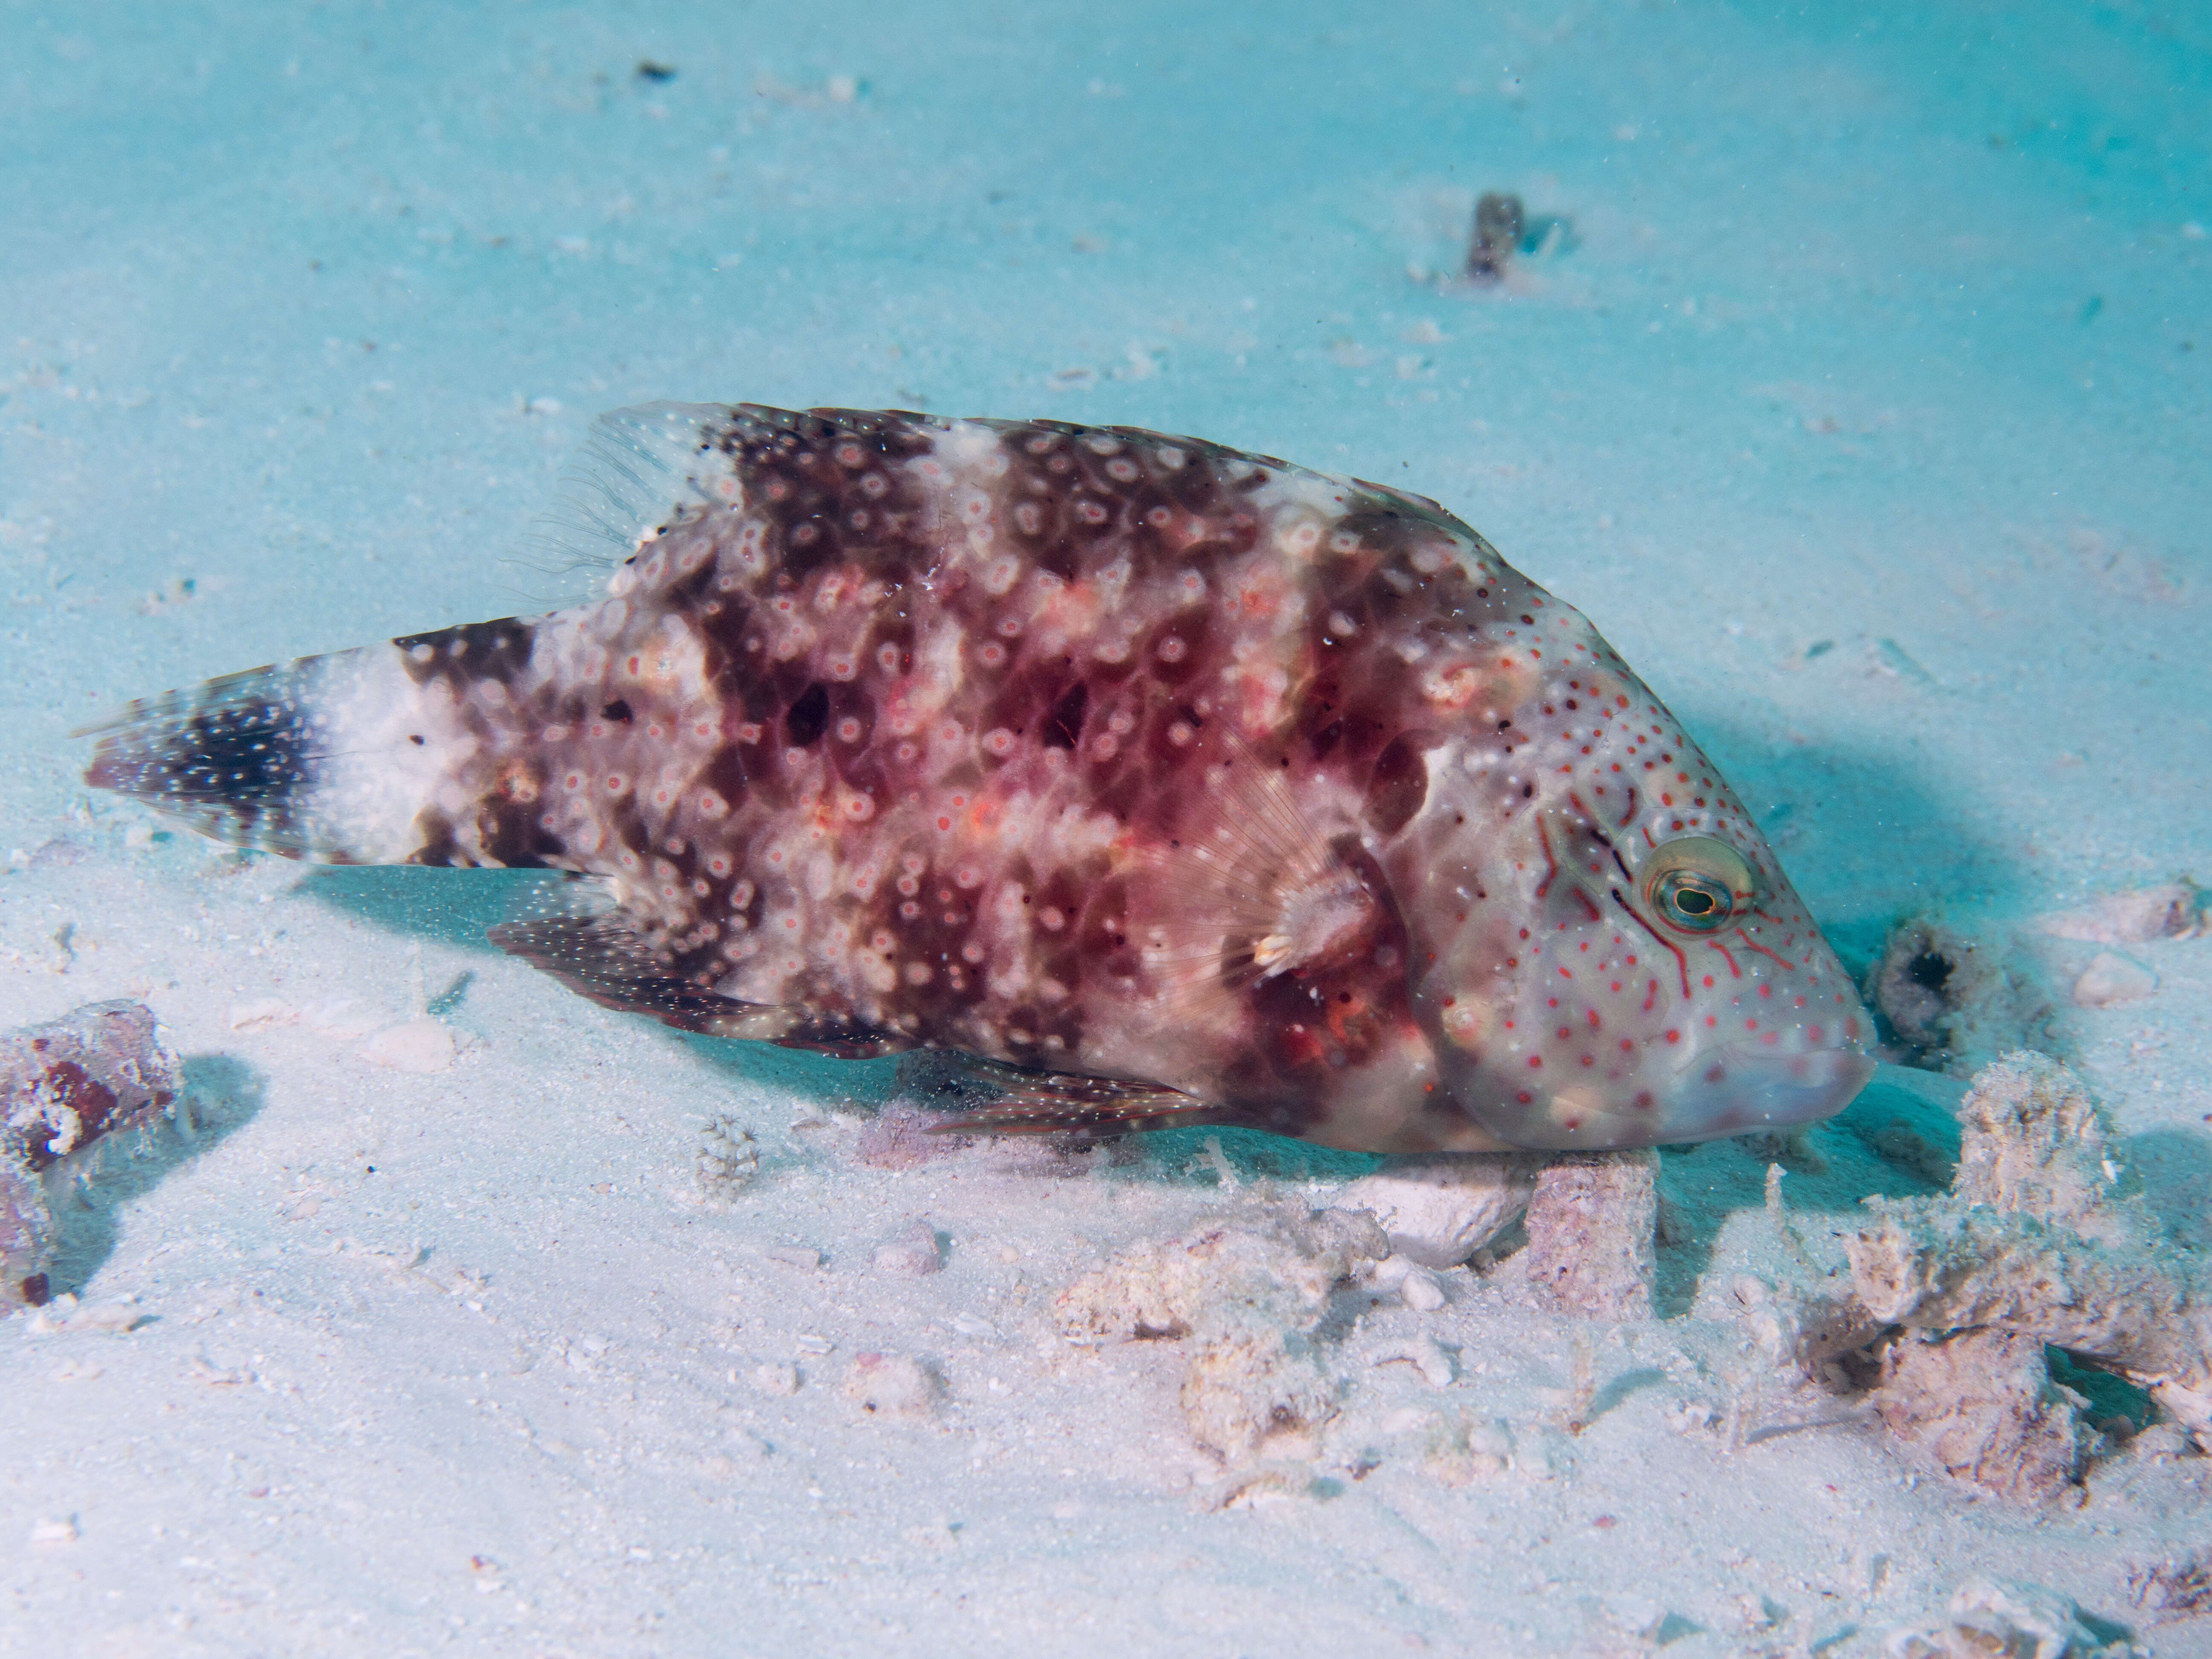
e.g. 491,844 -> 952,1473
80,659 -> 346,859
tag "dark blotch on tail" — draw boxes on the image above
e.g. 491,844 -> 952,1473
80,665 -> 322,853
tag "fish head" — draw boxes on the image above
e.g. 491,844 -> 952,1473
1375,617 -> 1874,1151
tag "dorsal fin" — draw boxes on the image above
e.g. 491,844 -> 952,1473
507,402 -> 736,606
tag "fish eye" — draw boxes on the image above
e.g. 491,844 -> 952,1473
1641,836 -> 1757,936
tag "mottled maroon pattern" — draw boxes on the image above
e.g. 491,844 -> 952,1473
86,405 -> 1875,1151
486,408 -> 1481,1127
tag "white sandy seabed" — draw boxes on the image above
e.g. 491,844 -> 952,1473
2,2 -> 2209,1655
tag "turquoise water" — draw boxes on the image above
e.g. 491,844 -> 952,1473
8,4 -> 2207,939
3,5 -> 2208,1653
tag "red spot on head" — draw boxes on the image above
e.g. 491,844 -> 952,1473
1527,1056 -> 1543,1069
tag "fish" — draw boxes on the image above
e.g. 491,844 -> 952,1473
81,403 -> 1876,1152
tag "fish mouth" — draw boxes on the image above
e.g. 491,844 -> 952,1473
1471,1040 -> 1877,1151
1673,1042 -> 1877,1140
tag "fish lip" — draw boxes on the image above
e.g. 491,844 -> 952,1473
1686,1041 -> 1877,1134
1466,1042 -> 1876,1152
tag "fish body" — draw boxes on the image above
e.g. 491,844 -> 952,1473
85,405 -> 1874,1151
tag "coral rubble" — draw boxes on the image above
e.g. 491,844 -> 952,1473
1522,1150 -> 1659,1321
1866,916 -> 2052,1074
1057,1207 -> 1386,1459
1871,1328 -> 2098,1504
1849,1054 -> 2212,1475
2,1000 -> 180,1307
1886,1575 -> 2139,1659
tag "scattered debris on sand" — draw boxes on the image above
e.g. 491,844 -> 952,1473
1423,1413 -> 1519,1486
1866,915 -> 2054,1073
1676,1052 -> 2199,1506
842,1351 -> 940,1419
1466,190 -> 1525,279
1848,1053 -> 2212,1489
2037,881 -> 2206,944
1057,1206 -> 1386,1460
3,1000 -> 180,1307
1886,1575 -> 2141,1659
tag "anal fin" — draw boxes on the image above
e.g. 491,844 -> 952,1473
489,914 -> 794,1039
488,913 -> 911,1057
930,1056 -> 1220,1138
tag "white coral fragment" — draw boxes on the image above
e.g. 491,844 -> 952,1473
2037,881 -> 2204,943
1331,1153 -> 1535,1268
694,1114 -> 760,1204
2072,952 -> 2158,1009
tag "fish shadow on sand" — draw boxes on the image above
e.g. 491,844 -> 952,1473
2123,1124 -> 2212,1252
678,1031 -> 905,1115
297,865 -> 886,1113
293,865 -> 545,952
1650,1065 -> 1967,1316
38,1054 -> 265,1298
